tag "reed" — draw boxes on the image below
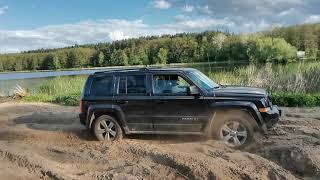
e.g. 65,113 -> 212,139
23,62 -> 320,106
209,62 -> 320,93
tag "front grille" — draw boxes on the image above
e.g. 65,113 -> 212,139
267,95 -> 272,107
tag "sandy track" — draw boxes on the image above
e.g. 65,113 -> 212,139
0,102 -> 319,179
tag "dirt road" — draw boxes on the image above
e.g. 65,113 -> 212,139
0,102 -> 319,179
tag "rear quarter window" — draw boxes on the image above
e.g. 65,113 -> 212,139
90,76 -> 114,96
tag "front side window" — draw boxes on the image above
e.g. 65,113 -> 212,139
186,70 -> 219,91
153,74 -> 191,95
118,75 -> 147,95
90,76 -> 114,96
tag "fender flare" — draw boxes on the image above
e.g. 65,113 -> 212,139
209,101 -> 267,133
86,104 -> 129,132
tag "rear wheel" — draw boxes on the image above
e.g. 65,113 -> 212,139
93,115 -> 123,141
211,112 -> 254,148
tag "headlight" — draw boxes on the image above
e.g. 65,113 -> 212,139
259,107 -> 271,112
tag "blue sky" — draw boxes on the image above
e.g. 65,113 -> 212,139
0,0 -> 178,29
0,0 -> 320,53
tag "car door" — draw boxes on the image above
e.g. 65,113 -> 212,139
114,73 -> 154,132
150,73 -> 211,133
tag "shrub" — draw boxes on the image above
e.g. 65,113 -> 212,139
53,93 -> 81,106
270,92 -> 320,107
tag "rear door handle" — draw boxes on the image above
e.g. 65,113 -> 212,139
116,100 -> 128,104
154,100 -> 168,104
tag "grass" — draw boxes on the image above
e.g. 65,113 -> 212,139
209,62 -> 320,94
22,61 -> 320,107
22,75 -> 86,106
271,92 -> 320,107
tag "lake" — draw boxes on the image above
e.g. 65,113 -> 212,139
0,62 -> 249,95
0,61 -> 319,95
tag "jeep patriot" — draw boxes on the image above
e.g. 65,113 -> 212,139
79,67 -> 281,148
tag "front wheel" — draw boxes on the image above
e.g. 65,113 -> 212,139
93,115 -> 123,141
212,112 -> 254,149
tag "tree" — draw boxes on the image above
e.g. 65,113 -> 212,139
247,35 -> 297,63
0,61 -> 3,72
128,47 -> 148,65
110,50 -> 128,66
305,26 -> 318,59
1,23 -> 318,72
98,51 -> 105,67
155,48 -> 168,64
66,50 -> 81,68
41,54 -> 60,70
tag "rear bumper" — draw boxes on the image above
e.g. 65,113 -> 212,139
79,113 -> 86,126
263,105 -> 281,129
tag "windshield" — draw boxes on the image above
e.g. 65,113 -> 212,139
187,70 -> 220,91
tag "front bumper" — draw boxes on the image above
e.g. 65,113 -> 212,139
263,105 -> 281,129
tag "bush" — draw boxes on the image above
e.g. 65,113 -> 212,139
53,93 -> 81,106
270,92 -> 320,107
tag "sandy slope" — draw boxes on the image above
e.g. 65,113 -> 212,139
0,102 -> 319,179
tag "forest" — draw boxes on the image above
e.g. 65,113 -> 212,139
0,23 -> 319,72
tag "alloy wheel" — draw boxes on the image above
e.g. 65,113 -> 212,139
96,119 -> 117,141
220,121 -> 248,147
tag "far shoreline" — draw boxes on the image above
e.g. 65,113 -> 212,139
0,60 -> 249,74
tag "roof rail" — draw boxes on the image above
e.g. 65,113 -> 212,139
139,66 -> 163,71
93,68 -> 140,74
139,67 -> 148,71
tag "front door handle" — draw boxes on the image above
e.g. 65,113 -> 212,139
116,100 -> 129,104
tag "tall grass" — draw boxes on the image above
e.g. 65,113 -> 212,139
209,62 -> 320,93
36,75 -> 86,95
23,62 -> 320,106
23,75 -> 87,105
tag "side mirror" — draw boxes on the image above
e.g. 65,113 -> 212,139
189,85 -> 200,96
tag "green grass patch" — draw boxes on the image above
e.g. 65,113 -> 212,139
23,93 -> 81,106
22,75 -> 85,106
270,92 -> 320,107
23,93 -> 55,103
52,93 -> 81,106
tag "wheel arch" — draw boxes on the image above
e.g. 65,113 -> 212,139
86,104 -> 129,133
208,101 -> 267,134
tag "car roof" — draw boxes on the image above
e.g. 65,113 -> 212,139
93,67 -> 197,75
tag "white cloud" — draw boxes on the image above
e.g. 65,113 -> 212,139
304,15 -> 320,23
153,0 -> 171,9
109,31 -> 129,41
0,17 -> 240,53
278,8 -> 296,16
198,5 -> 212,15
174,14 -> 189,21
0,5 -> 8,16
242,19 -> 273,32
165,17 -> 235,31
0,15 -> 293,54
0,19 -> 149,53
165,0 -> 317,28
182,4 -> 194,13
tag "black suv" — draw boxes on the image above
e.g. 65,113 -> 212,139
79,67 -> 281,148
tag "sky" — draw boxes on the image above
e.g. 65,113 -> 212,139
0,0 -> 320,53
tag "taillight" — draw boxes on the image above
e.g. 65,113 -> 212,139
80,100 -> 83,113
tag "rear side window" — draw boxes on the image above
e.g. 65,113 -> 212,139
118,75 -> 147,95
90,76 -> 114,96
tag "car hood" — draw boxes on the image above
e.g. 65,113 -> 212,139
213,86 -> 267,97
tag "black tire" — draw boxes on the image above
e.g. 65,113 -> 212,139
211,111 -> 254,149
93,115 -> 123,141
